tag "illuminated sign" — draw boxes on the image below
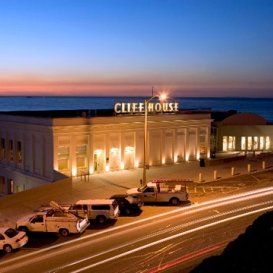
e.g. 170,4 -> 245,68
114,102 -> 179,114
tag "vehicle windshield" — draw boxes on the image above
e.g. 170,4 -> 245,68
112,200 -> 118,209
5,228 -> 19,238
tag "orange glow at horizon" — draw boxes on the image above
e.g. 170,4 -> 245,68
0,77 -> 273,97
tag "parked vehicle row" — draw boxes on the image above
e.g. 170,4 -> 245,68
1,179 -> 189,254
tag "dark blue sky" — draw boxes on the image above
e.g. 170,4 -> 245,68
0,0 -> 273,97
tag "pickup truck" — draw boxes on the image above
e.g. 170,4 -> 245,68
16,202 -> 90,236
126,181 -> 189,205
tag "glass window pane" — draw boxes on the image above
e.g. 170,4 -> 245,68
260,136 -> 264,150
247,137 -> 252,150
265,136 -> 270,150
241,137 -> 246,150
223,136 -> 227,151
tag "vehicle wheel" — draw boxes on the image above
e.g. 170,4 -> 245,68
3,244 -> 12,253
18,226 -> 28,233
59,228 -> 69,237
96,215 -> 106,224
169,198 -> 179,206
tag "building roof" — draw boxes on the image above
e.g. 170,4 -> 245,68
0,109 -> 114,118
221,112 -> 267,125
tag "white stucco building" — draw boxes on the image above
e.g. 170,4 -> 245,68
0,108 -> 212,194
212,112 -> 273,154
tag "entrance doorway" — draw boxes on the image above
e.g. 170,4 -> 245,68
93,149 -> 105,173
109,148 -> 120,171
124,146 -> 134,169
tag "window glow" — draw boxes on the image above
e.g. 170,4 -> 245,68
260,136 -> 265,150
125,146 -> 134,153
223,136 -> 227,151
110,148 -> 119,154
253,136 -> 258,150
266,136 -> 270,150
228,136 -> 235,150
247,136 -> 252,150
72,167 -> 77,177
241,137 -> 246,150
94,149 -> 103,155
223,136 -> 235,151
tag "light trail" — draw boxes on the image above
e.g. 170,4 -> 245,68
146,240 -> 230,273
1,186 -> 273,272
67,204 -> 273,273
50,200 -> 273,273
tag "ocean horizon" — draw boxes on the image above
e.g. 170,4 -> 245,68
0,96 -> 273,122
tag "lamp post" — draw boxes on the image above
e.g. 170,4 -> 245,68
142,93 -> 167,186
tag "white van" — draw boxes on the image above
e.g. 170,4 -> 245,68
69,199 -> 119,224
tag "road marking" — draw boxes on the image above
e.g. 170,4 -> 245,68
68,205 -> 273,273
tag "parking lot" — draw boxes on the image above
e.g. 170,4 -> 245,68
1,153 -> 273,228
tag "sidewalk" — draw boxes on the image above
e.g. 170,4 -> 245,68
71,153 -> 273,199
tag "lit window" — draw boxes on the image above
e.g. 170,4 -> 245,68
260,136 -> 265,150
76,145 -> 87,155
58,146 -> 70,172
110,148 -> 119,155
223,136 -> 227,151
247,137 -> 252,150
241,137 -> 246,150
77,157 -> 86,168
253,136 -> 258,150
228,136 -> 235,150
223,136 -> 235,151
125,146 -> 134,154
265,136 -> 270,150
58,146 -> 70,157
58,159 -> 69,171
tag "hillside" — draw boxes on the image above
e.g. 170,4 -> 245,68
191,210 -> 273,273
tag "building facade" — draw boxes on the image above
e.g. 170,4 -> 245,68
0,110 -> 212,195
213,113 -> 273,154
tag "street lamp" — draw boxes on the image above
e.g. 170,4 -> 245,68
142,92 -> 167,186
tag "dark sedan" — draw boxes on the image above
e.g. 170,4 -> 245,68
110,194 -> 143,215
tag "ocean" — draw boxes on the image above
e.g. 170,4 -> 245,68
0,96 -> 273,122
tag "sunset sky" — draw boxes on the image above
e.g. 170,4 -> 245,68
0,0 -> 273,97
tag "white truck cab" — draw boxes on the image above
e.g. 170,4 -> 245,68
16,203 -> 90,236
127,180 -> 189,205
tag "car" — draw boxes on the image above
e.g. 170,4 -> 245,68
110,194 -> 143,215
0,227 -> 28,253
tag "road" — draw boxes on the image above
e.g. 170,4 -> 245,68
1,186 -> 273,273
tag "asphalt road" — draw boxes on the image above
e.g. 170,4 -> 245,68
1,185 -> 273,273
